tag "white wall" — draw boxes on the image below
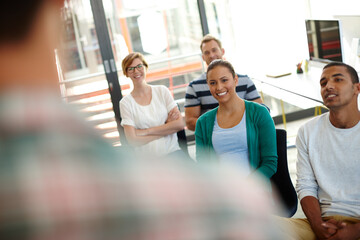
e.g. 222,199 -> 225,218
226,0 -> 360,75
228,0 -> 308,75
308,0 -> 360,70
308,0 -> 360,18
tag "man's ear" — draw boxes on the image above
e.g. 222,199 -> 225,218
202,54 -> 206,62
355,82 -> 360,95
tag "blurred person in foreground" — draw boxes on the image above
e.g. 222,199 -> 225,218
277,62 -> 360,240
0,0 -> 122,161
0,0 -> 284,239
184,34 -> 263,131
0,154 -> 285,239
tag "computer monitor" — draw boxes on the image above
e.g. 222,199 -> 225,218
305,20 -> 343,62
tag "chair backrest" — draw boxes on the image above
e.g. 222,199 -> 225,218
175,103 -> 189,156
177,129 -> 189,156
118,124 -> 129,146
270,129 -> 298,217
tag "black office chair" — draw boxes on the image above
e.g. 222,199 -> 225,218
177,129 -> 189,156
270,129 -> 298,217
175,103 -> 190,157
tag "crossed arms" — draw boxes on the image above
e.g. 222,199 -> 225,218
124,106 -> 184,146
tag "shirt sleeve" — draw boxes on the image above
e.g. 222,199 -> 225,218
120,97 -> 135,127
160,86 -> 177,112
184,83 -> 200,108
255,106 -> 278,179
295,125 -> 319,201
240,75 -> 261,101
195,117 -> 206,162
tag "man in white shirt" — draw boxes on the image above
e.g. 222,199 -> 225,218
278,62 -> 360,240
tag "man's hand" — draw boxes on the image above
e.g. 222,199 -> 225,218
327,221 -> 360,240
300,197 -> 339,240
311,220 -> 338,240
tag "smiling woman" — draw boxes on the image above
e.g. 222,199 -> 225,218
120,52 -> 190,160
195,59 -> 278,190
206,59 -> 238,105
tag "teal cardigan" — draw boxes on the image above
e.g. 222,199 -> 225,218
195,100 -> 277,180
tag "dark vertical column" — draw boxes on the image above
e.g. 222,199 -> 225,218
90,0 -> 127,145
197,0 -> 209,36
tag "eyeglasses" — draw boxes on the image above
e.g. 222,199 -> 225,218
127,64 -> 144,73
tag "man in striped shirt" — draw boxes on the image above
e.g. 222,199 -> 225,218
185,35 -> 263,131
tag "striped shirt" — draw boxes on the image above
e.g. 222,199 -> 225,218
185,73 -> 260,115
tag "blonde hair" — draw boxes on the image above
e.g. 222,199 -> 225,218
121,52 -> 148,76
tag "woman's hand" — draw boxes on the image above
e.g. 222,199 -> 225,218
166,107 -> 180,123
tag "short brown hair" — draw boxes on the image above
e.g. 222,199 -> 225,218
121,52 -> 149,76
200,34 -> 222,52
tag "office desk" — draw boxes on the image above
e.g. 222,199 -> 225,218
250,66 -> 327,128
251,67 -> 324,107
252,65 -> 360,110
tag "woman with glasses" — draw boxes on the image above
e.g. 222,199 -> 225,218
120,52 -> 187,159
195,59 -> 277,187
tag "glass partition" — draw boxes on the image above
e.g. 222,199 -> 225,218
103,0 -> 204,95
59,0 -> 119,145
58,0 -> 206,145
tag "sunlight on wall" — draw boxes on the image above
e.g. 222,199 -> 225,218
228,0 -> 309,76
308,0 -> 360,70
223,0 -> 360,75
308,0 -> 360,18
